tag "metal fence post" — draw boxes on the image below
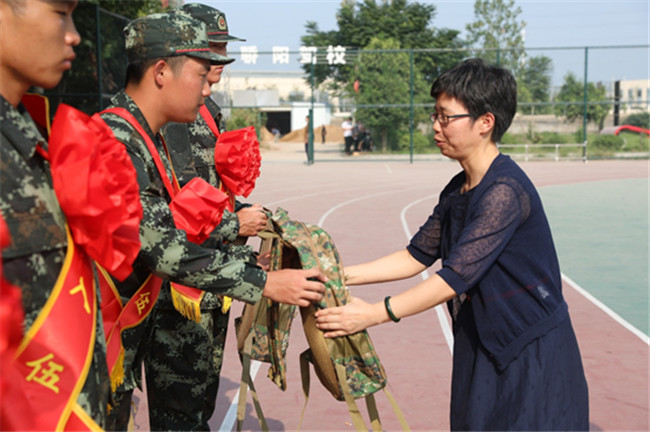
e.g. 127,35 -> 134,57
308,61 -> 315,164
409,50 -> 414,164
582,47 -> 589,159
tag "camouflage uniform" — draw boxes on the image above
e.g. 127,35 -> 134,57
0,96 -> 110,428
148,102 -> 243,430
101,13 -> 263,431
145,5 -> 251,429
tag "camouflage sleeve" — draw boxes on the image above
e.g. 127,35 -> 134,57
125,142 -> 265,305
211,209 -> 239,243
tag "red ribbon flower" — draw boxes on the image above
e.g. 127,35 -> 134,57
214,126 -> 261,198
169,177 -> 229,244
48,104 -> 143,281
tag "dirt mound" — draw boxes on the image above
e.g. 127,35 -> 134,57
262,124 -> 344,144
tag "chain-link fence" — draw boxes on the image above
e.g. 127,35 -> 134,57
41,7 -> 649,162
43,3 -> 130,117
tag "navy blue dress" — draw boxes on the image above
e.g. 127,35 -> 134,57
408,154 -> 589,430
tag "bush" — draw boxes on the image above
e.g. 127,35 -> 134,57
623,112 -> 650,129
532,132 -> 570,144
397,131 -> 434,153
591,134 -> 624,151
499,132 -> 519,145
225,108 -> 266,135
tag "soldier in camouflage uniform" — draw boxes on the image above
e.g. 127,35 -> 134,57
100,11 -> 326,430
0,0 -> 110,429
146,4 -> 268,430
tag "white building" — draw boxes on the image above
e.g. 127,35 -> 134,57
213,70 -> 347,134
612,78 -> 650,114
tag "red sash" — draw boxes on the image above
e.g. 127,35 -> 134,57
199,105 -> 236,212
4,228 -> 100,431
100,108 -> 227,326
97,266 -> 161,391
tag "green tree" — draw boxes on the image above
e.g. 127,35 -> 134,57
301,0 -> 465,88
353,37 -> 429,152
300,0 -> 464,152
44,0 -> 164,116
466,0 -> 526,76
554,72 -> 609,131
624,112 -> 650,128
518,55 -> 553,114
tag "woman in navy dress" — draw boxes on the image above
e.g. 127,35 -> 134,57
315,58 -> 589,430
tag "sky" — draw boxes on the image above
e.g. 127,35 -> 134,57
196,0 -> 649,86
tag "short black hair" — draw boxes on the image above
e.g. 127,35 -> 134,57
124,55 -> 187,87
430,58 -> 517,143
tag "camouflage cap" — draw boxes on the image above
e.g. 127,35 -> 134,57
181,3 -> 246,42
124,11 -> 235,65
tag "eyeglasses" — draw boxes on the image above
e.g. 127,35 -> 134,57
430,112 -> 471,125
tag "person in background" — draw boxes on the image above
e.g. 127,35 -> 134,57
342,116 -> 354,155
0,0 -> 110,429
321,124 -> 327,144
315,58 -> 589,431
147,4 -> 267,430
98,12 -> 325,430
303,114 -> 311,163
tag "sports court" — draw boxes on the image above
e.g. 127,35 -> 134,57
133,145 -> 649,431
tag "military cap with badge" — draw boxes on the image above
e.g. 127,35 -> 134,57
123,10 -> 235,65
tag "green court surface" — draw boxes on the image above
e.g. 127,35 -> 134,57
540,178 -> 649,335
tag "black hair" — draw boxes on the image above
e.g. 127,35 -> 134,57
124,55 -> 187,87
430,58 -> 517,143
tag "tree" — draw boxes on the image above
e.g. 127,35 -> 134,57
301,0 -> 465,88
353,37 -> 428,151
554,72 -> 609,131
300,0 -> 464,152
518,55 -> 553,114
466,0 -> 526,76
44,0 -> 164,116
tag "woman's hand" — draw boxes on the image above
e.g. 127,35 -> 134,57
314,296 -> 384,337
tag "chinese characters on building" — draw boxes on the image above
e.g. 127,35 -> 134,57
239,45 -> 347,65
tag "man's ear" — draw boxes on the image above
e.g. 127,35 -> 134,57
152,59 -> 169,88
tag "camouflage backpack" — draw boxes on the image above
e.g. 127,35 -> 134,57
235,208 -> 409,432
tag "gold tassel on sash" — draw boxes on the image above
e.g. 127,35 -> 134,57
221,296 -> 232,313
171,284 -> 205,322
110,347 -> 125,392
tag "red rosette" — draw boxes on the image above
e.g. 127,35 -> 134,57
48,104 -> 142,281
169,177 -> 229,244
214,126 -> 262,198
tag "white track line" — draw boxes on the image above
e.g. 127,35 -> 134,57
562,273 -> 649,344
400,196 -> 455,353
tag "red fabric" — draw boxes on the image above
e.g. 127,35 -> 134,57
0,216 -> 30,431
169,177 -> 229,244
214,126 -> 261,198
48,104 -> 142,281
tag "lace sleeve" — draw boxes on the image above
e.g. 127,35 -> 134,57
407,205 -> 442,267
438,180 -> 531,294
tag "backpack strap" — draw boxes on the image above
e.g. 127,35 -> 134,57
237,332 -> 269,432
235,218 -> 279,432
382,386 -> 411,431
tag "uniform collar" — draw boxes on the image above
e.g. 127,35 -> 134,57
0,95 -> 46,160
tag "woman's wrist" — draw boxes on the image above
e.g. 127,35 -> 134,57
384,296 -> 401,322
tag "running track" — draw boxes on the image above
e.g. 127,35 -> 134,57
133,158 -> 649,431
